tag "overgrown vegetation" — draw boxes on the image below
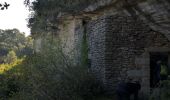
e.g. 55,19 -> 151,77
0,29 -> 33,63
3,0 -> 170,100
0,35 -> 106,100
0,28 -> 33,99
81,32 -> 88,67
25,0 -> 99,35
0,58 -> 24,99
150,80 -> 170,100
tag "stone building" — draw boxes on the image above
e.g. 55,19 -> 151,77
34,0 -> 170,99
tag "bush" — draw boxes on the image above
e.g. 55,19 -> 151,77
0,59 -> 25,99
150,80 -> 170,100
5,36 -> 103,100
4,51 -> 17,64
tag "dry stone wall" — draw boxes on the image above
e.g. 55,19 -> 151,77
58,19 -> 84,65
87,17 -> 106,87
87,14 -> 170,96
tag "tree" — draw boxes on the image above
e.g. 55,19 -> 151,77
24,0 -> 99,35
4,50 -> 17,64
0,29 -> 33,63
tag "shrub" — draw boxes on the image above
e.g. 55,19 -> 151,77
4,51 -> 17,64
0,59 -> 25,99
7,36 -> 103,100
150,80 -> 170,100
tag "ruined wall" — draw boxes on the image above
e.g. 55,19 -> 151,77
87,17 -> 106,87
33,18 -> 85,66
87,14 -> 170,97
59,19 -> 84,64
33,9 -> 170,99
59,20 -> 77,55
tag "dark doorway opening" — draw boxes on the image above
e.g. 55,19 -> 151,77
150,52 -> 168,88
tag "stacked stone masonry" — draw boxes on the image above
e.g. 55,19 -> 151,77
87,14 -> 170,97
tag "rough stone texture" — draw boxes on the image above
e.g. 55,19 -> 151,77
136,0 -> 170,41
34,0 -> 170,99
58,19 -> 84,64
74,19 -> 85,64
82,0 -> 170,40
87,14 -> 170,97
40,0 -> 170,39
87,17 -> 106,86
84,0 -> 117,12
59,20 -> 76,54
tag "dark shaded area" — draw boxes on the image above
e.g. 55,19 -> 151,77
116,81 -> 141,100
150,52 -> 169,88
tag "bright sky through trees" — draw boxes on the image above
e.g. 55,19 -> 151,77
0,0 -> 30,36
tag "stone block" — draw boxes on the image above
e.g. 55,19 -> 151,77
127,70 -> 144,77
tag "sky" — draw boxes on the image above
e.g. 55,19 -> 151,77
0,0 -> 31,36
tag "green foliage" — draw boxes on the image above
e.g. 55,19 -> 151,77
0,36 -> 103,100
4,51 -> 17,64
81,32 -> 88,67
150,80 -> 170,100
0,59 -> 24,99
160,65 -> 168,76
20,36 -> 102,100
26,0 -> 99,35
0,59 -> 23,74
0,29 -> 33,63
21,56 -> 102,100
160,80 -> 170,100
